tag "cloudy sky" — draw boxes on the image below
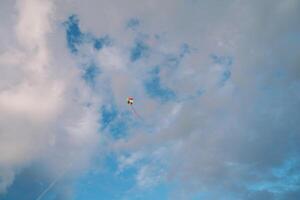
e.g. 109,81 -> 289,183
0,0 -> 300,199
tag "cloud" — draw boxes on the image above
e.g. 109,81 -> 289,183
90,0 -> 300,198
0,0 -> 101,197
1,0 -> 300,199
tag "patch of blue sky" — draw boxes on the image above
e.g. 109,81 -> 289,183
154,34 -> 161,40
248,182 -> 280,194
289,80 -> 300,97
191,192 -> 210,200
82,63 -> 100,87
125,180 -> 208,200
126,18 -> 140,30
177,89 -> 204,103
248,174 -> 300,194
109,120 -> 128,139
93,35 -> 112,50
210,54 -> 233,87
0,164 -> 56,200
101,105 -> 118,130
219,69 -> 231,87
272,158 -> 298,178
130,40 -> 149,62
74,157 -> 171,200
63,15 -> 83,54
122,183 -> 171,200
280,31 -> 300,49
162,43 -> 192,69
74,154 -> 137,200
163,54 -> 181,68
210,54 -> 233,66
269,158 -> 300,193
1,179 -> 41,200
74,152 -> 195,200
101,105 -> 131,139
272,66 -> 288,80
64,15 -> 112,53
179,43 -> 191,58
144,67 -> 176,103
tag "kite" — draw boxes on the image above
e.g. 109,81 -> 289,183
127,97 -> 134,105
127,97 -> 142,120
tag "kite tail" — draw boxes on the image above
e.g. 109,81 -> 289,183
131,105 -> 143,120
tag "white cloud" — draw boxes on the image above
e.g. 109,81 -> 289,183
97,46 -> 128,72
1,0 -> 300,198
0,0 -> 101,195
88,0 -> 300,198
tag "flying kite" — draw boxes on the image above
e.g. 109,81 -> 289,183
127,97 -> 134,105
127,97 -> 142,120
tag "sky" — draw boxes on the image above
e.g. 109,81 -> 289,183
0,0 -> 300,199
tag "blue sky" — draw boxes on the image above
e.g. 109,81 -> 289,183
0,0 -> 300,200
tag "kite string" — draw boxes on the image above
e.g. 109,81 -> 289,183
130,105 -> 143,120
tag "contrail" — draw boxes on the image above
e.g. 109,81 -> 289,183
35,165 -> 69,200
